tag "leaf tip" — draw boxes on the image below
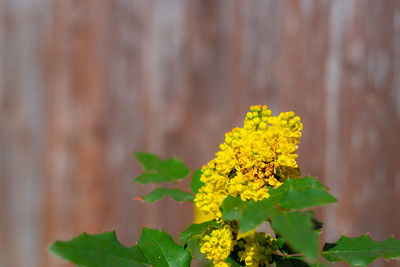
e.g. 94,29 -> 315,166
135,196 -> 144,202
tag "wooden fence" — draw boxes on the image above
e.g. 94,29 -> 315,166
1,1 -> 400,266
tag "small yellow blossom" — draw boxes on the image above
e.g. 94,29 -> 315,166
200,225 -> 235,266
214,262 -> 230,267
194,105 -> 302,219
237,232 -> 280,267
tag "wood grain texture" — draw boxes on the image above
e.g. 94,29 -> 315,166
1,1 -> 400,266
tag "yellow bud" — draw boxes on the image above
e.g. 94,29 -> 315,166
245,256 -> 253,265
259,122 -> 267,129
293,131 -> 302,138
277,157 -> 286,165
287,158 -> 296,167
253,117 -> 260,124
298,123 -> 303,130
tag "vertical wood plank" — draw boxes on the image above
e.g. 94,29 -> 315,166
1,1 -> 400,266
0,0 -> 47,266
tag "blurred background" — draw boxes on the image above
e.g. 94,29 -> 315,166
1,0 -> 400,266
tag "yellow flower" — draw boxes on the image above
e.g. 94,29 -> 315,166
214,262 -> 230,267
200,225 -> 235,266
237,232 -> 280,266
194,105 -> 302,220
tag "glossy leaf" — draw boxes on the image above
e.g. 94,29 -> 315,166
48,231 -> 150,267
142,188 -> 194,202
275,257 -> 310,267
275,236 -> 297,255
226,257 -> 242,267
269,176 -> 337,210
322,234 -> 400,266
160,158 -> 190,179
181,220 -> 220,244
303,210 -> 323,232
271,212 -> 319,261
221,196 -> 279,233
136,173 -> 172,184
185,236 -> 204,260
138,228 -> 192,267
135,152 -> 162,171
239,199 -> 278,233
221,196 -> 248,220
134,152 -> 190,184
274,258 -> 325,267
190,169 -> 203,194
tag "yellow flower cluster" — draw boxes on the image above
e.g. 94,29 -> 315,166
200,224 -> 235,266
194,105 -> 302,219
237,233 -> 279,267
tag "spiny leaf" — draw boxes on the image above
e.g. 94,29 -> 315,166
136,173 -> 172,184
185,236 -> 204,261
271,212 -> 319,261
269,176 -> 337,210
239,199 -> 278,233
221,196 -> 248,220
226,257 -> 242,267
134,153 -> 190,184
142,188 -> 194,202
160,158 -> 190,179
275,236 -> 297,255
190,169 -> 203,194
306,211 -> 324,232
221,197 -> 279,233
322,234 -> 400,266
274,257 -> 310,267
135,152 -> 162,171
48,231 -> 150,267
181,220 -> 220,245
138,228 -> 192,267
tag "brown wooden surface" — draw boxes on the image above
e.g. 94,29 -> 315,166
1,1 -> 400,266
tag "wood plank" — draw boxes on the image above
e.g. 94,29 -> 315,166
0,1 -> 399,266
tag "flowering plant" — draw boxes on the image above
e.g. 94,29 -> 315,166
49,106 -> 400,266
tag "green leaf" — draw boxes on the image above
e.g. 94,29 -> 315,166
239,199 -> 278,233
275,257 -> 310,267
322,234 -> 400,266
277,237 -> 285,249
134,153 -> 190,184
181,220 -> 220,244
226,257 -> 242,267
269,176 -> 337,210
190,169 -> 203,194
221,196 -> 279,233
185,236 -> 204,261
142,188 -> 194,202
160,158 -> 190,179
275,236 -> 297,255
303,210 -> 323,232
135,152 -> 162,171
138,228 -> 192,267
271,212 -> 319,261
48,231 -> 150,267
136,173 -> 172,184
221,196 -> 248,220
